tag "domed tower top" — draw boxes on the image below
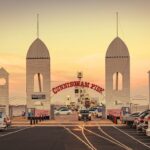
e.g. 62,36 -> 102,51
106,37 -> 129,58
26,38 -> 50,59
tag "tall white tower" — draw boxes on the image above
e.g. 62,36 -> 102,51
26,38 -> 51,112
105,13 -> 130,110
0,67 -> 9,115
105,36 -> 130,109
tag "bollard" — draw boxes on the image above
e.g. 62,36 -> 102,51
30,117 -> 32,125
36,117 -> 38,124
38,116 -> 41,122
114,116 -> 117,124
33,117 -> 36,124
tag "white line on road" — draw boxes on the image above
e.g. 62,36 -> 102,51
98,126 -> 132,150
83,127 -> 131,150
114,126 -> 150,149
0,127 -> 32,138
64,127 -> 95,150
80,125 -> 97,150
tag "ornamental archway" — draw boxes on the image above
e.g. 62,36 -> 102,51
51,80 -> 104,110
51,80 -> 105,119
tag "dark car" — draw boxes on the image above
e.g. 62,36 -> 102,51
78,110 -> 91,121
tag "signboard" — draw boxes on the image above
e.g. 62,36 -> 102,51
52,81 -> 104,94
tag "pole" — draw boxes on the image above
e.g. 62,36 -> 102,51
77,72 -> 83,109
116,12 -> 118,37
148,71 -> 150,109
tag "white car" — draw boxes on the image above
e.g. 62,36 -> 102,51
54,108 -> 72,115
0,112 -> 11,130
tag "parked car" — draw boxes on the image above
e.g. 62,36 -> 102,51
138,113 -> 150,133
0,112 -> 11,130
141,114 -> 150,133
136,113 -> 150,131
56,106 -> 68,111
133,110 -> 150,129
54,107 -> 72,115
78,109 -> 91,121
124,112 -> 140,127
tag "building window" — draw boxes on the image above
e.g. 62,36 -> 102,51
113,72 -> 123,91
34,73 -> 43,92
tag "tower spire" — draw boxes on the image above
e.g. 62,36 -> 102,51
116,12 -> 118,37
37,13 -> 39,38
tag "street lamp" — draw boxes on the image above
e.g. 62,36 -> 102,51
77,72 -> 83,109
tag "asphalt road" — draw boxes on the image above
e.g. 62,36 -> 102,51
0,126 -> 150,150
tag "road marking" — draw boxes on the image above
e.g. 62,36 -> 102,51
0,127 -> 32,138
82,126 -> 131,150
64,127 -> 95,150
81,125 -> 97,150
98,126 -> 132,150
114,126 -> 150,149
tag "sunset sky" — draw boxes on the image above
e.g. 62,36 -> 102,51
0,0 -> 150,104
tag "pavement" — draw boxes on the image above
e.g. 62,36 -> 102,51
0,126 -> 150,150
3,113 -> 149,150
11,112 -> 115,126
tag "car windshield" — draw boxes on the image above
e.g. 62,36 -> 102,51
57,107 -> 67,111
140,111 -> 150,118
130,112 -> 140,116
60,108 -> 69,111
89,108 -> 97,111
80,110 -> 89,113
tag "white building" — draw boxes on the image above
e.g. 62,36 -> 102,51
105,37 -> 130,109
26,38 -> 51,114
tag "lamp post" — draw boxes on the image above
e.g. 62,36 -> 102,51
77,72 -> 83,109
